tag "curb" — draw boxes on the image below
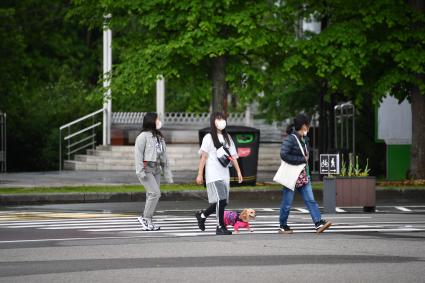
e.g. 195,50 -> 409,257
1,188 -> 425,205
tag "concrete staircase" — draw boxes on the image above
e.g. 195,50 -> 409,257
64,144 -> 281,172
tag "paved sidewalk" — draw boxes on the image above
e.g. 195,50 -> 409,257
0,171 -> 277,188
1,171 -> 425,206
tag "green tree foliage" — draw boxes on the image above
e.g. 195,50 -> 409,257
0,0 -> 101,171
263,0 -> 425,178
70,0 -> 293,113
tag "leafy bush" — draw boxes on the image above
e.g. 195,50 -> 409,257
340,155 -> 370,177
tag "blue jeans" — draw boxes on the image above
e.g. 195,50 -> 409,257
279,181 -> 321,226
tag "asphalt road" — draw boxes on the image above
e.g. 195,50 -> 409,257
0,201 -> 425,283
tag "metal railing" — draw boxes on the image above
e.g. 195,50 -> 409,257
334,102 -> 356,160
0,112 -> 6,172
59,108 -> 104,171
112,112 -> 250,125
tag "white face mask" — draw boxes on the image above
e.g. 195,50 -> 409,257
303,130 -> 308,137
216,119 -> 226,131
156,121 -> 162,130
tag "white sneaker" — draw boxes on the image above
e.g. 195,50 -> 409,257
148,223 -> 161,231
137,217 -> 149,231
146,218 -> 161,231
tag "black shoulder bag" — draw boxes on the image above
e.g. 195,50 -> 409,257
212,133 -> 233,168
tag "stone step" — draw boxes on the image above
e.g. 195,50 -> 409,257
77,153 -> 279,163
73,157 -> 279,167
90,145 -> 280,153
67,143 -> 282,171
96,145 -> 200,153
66,157 -> 280,169
86,151 -> 280,161
65,161 -> 199,171
63,161 -> 98,171
65,160 -> 280,172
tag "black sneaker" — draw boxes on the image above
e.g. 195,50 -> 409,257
195,210 -> 206,231
278,225 -> 294,234
216,226 -> 232,235
315,219 -> 332,233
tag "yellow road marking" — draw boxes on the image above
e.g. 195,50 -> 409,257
0,211 -> 137,221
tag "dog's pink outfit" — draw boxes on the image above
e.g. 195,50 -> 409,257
224,211 -> 250,231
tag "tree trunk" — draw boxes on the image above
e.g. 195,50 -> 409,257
318,86 -> 328,155
408,0 -> 425,179
409,85 -> 425,179
212,56 -> 228,115
328,92 -> 337,152
318,17 -> 330,155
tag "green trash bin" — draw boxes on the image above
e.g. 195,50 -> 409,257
199,126 -> 260,186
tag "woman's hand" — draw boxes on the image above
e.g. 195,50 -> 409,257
196,153 -> 207,185
237,172 -> 243,183
231,156 -> 243,184
196,174 -> 204,185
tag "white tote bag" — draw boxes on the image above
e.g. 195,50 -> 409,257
273,134 -> 307,190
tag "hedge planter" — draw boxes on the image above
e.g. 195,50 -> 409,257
323,176 -> 376,213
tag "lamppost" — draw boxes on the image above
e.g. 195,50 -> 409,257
156,75 -> 165,120
103,14 -> 112,145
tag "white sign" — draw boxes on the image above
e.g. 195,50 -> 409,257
320,154 -> 340,175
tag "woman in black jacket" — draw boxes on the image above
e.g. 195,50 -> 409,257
278,114 -> 332,234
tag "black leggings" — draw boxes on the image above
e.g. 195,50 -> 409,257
204,199 -> 227,228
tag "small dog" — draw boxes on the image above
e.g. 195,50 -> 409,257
224,209 -> 256,233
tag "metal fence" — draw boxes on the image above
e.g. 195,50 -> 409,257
112,112 -> 249,126
334,102 -> 356,161
0,112 -> 6,172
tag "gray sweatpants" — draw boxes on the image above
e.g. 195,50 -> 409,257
138,171 -> 161,220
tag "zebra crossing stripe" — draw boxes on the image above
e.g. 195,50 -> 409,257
0,216 -> 136,225
1,214 -> 425,242
0,206 -> 424,224
2,217 -> 425,230
0,235 -> 169,244
261,208 -> 275,212
395,206 -> 412,212
170,227 -> 424,237
1,226 -> 423,243
83,224 -> 383,233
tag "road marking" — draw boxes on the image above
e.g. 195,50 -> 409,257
1,208 -> 425,242
2,205 -> 424,223
305,216 -> 372,220
261,208 -> 275,212
395,206 -> 412,212
0,216 -> 137,225
170,228 -> 425,237
0,235 -> 169,244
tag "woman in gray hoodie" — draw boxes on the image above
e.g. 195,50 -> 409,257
135,112 -> 173,231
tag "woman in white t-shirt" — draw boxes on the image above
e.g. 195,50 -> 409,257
195,112 -> 243,235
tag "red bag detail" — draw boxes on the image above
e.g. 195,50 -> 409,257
295,169 -> 309,188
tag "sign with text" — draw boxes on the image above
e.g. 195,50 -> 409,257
320,154 -> 340,175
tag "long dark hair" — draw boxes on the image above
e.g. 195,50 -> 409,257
142,112 -> 163,138
210,112 -> 230,148
286,113 -> 310,134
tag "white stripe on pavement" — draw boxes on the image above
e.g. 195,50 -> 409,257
395,206 -> 412,212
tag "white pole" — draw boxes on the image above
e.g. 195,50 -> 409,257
156,75 -> 165,119
245,105 -> 252,126
103,14 -> 112,145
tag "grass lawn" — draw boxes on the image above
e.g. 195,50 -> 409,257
0,184 -> 283,195
0,181 -> 423,195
